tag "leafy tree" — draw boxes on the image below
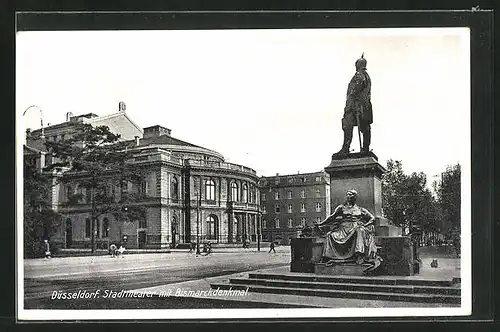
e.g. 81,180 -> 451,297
45,123 -> 147,253
434,164 -> 461,238
24,160 -> 61,258
382,160 -> 438,237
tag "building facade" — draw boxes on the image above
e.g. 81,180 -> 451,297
258,171 -> 331,244
25,108 -> 261,249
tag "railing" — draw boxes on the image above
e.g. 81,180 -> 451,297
130,152 -> 183,165
184,159 -> 256,175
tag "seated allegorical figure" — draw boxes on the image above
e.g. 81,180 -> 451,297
313,189 -> 380,266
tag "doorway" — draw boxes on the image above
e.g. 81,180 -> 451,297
65,218 -> 72,248
138,231 -> 146,249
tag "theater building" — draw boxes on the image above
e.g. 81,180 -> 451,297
25,107 -> 261,249
259,171 -> 331,244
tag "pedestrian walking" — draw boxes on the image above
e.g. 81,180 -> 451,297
116,245 -> 126,258
109,243 -> 117,257
44,239 -> 51,259
268,241 -> 276,253
189,242 -> 196,253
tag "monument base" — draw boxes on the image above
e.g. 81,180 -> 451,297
375,217 -> 402,237
290,237 -> 325,273
290,236 -> 418,276
375,236 -> 416,276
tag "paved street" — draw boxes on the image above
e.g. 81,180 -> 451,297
24,247 -> 290,309
23,246 -> 461,310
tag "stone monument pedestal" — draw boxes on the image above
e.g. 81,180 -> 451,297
289,151 -> 420,276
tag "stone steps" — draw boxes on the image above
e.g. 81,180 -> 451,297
228,278 -> 460,296
248,273 -> 460,287
210,273 -> 461,304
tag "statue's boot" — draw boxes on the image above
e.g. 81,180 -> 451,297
334,129 -> 353,155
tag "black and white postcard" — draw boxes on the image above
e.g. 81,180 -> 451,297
16,13 -> 477,321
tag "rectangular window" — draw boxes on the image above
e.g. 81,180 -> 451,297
288,218 -> 293,228
288,178 -> 294,183
263,206 -> 267,214
315,176 -> 321,182
287,191 -> 292,199
139,220 -> 147,228
262,193 -> 266,201
96,219 -> 100,238
275,204 -> 280,213
316,202 -> 321,212
274,192 -> 279,200
205,180 -> 215,201
85,218 -> 91,238
275,179 -> 280,185
301,217 -> 306,226
140,181 -> 148,197
288,204 -> 292,213
316,217 -> 321,223
301,204 -> 306,213
263,220 -> 267,228
301,190 -> 306,198
275,218 -> 280,228
302,177 -> 307,183
66,185 -> 73,202
76,186 -> 85,203
316,188 -> 321,197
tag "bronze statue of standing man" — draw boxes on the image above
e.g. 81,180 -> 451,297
336,53 -> 373,154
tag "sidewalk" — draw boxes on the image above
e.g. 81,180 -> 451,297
25,246 -> 290,264
23,247 -> 291,279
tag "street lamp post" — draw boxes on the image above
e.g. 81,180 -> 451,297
257,213 -> 261,251
23,105 -> 45,138
107,228 -> 110,250
196,193 -> 201,255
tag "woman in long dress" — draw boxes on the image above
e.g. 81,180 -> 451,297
314,189 -> 378,265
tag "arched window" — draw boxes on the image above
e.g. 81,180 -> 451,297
171,177 -> 179,200
205,179 -> 215,201
102,218 -> 109,238
206,215 -> 218,240
242,184 -> 248,203
231,182 -> 239,202
250,185 -> 255,203
172,216 -> 178,232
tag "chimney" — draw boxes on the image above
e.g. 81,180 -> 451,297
135,136 -> 140,146
276,173 -> 279,176
66,112 -> 73,122
143,125 -> 172,139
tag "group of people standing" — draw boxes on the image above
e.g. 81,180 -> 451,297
108,243 -> 126,258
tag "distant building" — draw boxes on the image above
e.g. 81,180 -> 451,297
25,107 -> 261,249
258,171 -> 331,244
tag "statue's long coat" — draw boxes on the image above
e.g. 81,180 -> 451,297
342,68 -> 373,128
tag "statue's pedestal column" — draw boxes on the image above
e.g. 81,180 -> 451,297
325,152 -> 385,220
324,152 -> 401,236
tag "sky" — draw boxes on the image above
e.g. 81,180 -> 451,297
16,28 -> 470,185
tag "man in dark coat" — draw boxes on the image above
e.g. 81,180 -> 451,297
336,54 -> 373,154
